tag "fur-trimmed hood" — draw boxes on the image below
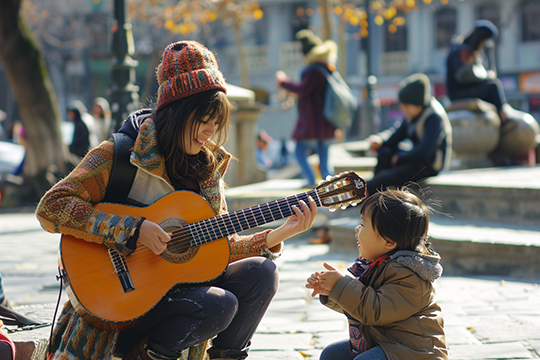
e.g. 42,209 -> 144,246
389,249 -> 443,282
305,40 -> 337,65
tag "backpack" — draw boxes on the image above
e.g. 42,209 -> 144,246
102,132 -> 137,204
313,64 -> 358,131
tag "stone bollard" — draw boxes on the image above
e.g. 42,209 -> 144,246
223,84 -> 266,187
445,98 -> 500,168
446,99 -> 540,168
496,104 -> 540,157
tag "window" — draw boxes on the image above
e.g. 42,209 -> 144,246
291,2 -> 310,40
476,3 -> 500,30
86,13 -> 110,57
435,7 -> 457,49
521,0 -> 540,42
385,23 -> 407,52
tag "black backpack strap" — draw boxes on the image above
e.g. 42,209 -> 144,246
102,133 -> 137,204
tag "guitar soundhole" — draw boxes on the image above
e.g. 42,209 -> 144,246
166,232 -> 191,254
163,225 -> 191,254
159,218 -> 199,264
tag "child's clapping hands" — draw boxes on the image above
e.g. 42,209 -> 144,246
305,262 -> 344,297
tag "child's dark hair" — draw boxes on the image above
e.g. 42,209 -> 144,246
360,188 -> 431,253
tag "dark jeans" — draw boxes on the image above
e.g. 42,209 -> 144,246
320,340 -> 387,360
450,78 -> 507,112
367,149 -> 436,195
115,257 -> 279,359
295,139 -> 334,186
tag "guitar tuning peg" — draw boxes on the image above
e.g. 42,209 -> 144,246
326,175 -> 332,181
351,202 -> 358,206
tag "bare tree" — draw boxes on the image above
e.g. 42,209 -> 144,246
0,0 -> 70,205
129,0 -> 264,89
314,0 -> 414,77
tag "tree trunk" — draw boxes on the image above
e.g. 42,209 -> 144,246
0,0 -> 69,204
319,0 -> 333,41
337,14 -> 346,79
232,20 -> 250,89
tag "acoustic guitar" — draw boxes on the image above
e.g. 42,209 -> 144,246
59,171 -> 366,330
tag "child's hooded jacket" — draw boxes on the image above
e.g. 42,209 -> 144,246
321,249 -> 448,360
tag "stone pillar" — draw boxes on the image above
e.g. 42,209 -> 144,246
224,84 -> 266,187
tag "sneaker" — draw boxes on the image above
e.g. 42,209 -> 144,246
308,228 -> 331,244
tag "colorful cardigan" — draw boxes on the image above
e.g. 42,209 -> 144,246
36,118 -> 282,360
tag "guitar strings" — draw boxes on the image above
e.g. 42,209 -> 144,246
169,190 -> 321,246
175,190 -> 320,246
116,190 -> 322,264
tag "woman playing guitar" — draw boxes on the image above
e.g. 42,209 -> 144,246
36,41 -> 318,360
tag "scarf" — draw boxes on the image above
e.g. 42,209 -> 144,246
345,252 -> 394,355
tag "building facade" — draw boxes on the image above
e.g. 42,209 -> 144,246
1,0 -> 539,143
215,0 -> 540,140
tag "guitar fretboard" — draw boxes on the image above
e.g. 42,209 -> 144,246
184,189 -> 321,246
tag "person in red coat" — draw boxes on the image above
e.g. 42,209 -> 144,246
276,29 -> 339,188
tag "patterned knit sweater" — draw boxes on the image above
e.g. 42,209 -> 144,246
36,118 -> 282,359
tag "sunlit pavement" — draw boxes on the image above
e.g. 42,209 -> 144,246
1,211 -> 540,359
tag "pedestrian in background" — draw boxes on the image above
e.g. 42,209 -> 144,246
37,40 -> 317,360
306,188 -> 448,360
91,97 -> 112,142
256,129 -> 273,170
446,19 -> 508,123
69,100 -> 100,148
366,73 -> 452,196
275,29 -> 339,188
66,102 -> 90,158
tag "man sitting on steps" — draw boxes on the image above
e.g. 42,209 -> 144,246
366,73 -> 452,196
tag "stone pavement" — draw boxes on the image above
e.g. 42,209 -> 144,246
1,211 -> 540,359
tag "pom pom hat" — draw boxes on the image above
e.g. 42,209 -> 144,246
156,41 -> 227,112
296,29 -> 337,65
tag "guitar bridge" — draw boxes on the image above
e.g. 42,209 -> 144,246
108,249 -> 135,293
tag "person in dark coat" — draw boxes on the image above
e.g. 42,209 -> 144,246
446,19 -> 508,122
275,29 -> 339,188
67,102 -> 90,158
367,74 -> 452,196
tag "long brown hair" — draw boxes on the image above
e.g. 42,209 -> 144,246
153,90 -> 232,181
360,188 -> 431,253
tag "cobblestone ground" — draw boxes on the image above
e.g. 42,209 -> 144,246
1,213 -> 540,359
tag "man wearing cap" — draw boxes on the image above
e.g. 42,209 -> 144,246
366,73 -> 452,195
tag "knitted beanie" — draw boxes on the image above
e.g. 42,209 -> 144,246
155,41 -> 227,112
474,19 -> 498,40
398,73 -> 431,107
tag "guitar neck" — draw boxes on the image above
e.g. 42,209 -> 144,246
186,189 -> 321,246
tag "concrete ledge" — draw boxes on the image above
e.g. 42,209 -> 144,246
225,179 -> 307,213
327,216 -> 540,279
425,166 -> 540,227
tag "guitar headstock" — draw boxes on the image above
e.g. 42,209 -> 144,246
316,171 -> 367,211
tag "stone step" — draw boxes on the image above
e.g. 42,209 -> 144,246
224,167 -> 540,279
306,142 -> 376,174
327,216 -> 540,279
424,166 -> 540,227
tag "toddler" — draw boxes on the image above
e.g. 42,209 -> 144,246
306,188 -> 448,360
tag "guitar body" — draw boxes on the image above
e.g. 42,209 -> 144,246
60,191 -> 230,330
